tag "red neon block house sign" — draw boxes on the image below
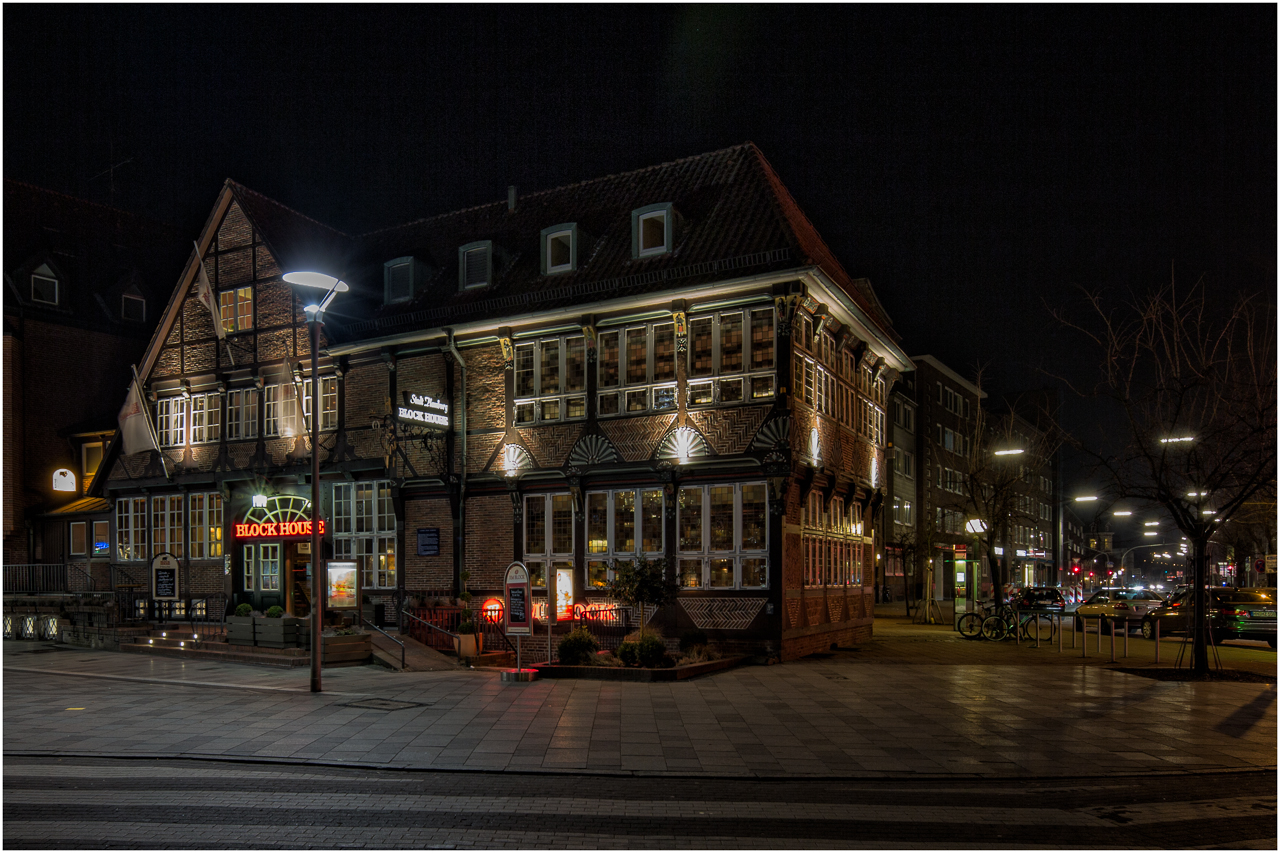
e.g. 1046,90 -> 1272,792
234,520 -> 326,539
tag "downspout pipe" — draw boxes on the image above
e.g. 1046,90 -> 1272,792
443,330 -> 467,597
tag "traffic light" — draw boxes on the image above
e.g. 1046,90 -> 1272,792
1072,565 -> 1080,574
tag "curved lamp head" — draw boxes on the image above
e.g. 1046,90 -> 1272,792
283,271 -> 350,292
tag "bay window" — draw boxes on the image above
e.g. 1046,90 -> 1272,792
333,481 -> 397,589
514,336 -> 587,425
686,308 -> 775,408
525,493 -> 574,590
677,482 -> 768,589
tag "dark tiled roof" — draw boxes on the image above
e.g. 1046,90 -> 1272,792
234,144 -> 898,343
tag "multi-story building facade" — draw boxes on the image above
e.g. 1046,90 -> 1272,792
994,410 -> 1057,589
883,372 -> 917,602
910,355 -> 985,601
84,144 -> 911,660
3,180 -> 183,569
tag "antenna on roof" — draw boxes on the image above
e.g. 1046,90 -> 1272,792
508,186 -> 517,213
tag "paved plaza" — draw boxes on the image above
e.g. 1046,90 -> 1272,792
4,610 -> 1275,778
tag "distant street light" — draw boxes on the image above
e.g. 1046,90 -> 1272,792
1113,511 -> 1132,516
994,449 -> 1024,456
1160,436 -> 1196,444
1074,495 -> 1098,502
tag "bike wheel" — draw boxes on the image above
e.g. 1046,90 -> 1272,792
1021,614 -> 1053,642
981,615 -> 1007,641
958,612 -> 984,640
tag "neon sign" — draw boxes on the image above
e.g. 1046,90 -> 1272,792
234,520 -> 326,539
397,391 -> 449,429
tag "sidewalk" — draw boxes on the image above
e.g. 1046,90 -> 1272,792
3,617 -> 1275,779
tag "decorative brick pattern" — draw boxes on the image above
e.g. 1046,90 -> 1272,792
519,424 -> 581,469
688,405 -> 769,455
827,594 -> 845,623
255,245 -> 279,278
598,414 -> 676,462
804,596 -> 824,628
469,432 -> 503,474
785,597 -> 802,630
218,202 -> 253,247
678,597 -> 766,630
464,344 -> 506,432
217,246 -> 253,288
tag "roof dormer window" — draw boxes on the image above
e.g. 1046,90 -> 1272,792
459,241 -> 493,290
384,256 -> 419,304
121,294 -> 146,322
631,203 -> 674,258
31,264 -> 59,305
541,224 -> 578,275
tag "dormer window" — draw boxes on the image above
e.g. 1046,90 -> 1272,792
31,264 -> 59,305
122,294 -> 146,322
458,241 -> 493,290
541,224 -> 578,275
384,256 -> 420,304
631,203 -> 674,258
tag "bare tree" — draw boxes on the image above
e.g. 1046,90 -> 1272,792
1054,278 -> 1276,674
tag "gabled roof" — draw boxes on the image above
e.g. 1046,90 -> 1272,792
227,143 -> 898,343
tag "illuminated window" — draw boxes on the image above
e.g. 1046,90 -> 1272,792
677,483 -> 769,589
525,493 -> 573,591
151,495 -> 184,558
189,393 -> 221,444
302,377 -> 339,431
687,309 -> 775,408
219,286 -> 253,333
332,481 -> 396,589
226,388 -> 259,440
92,520 -> 110,557
116,498 -> 148,561
69,522 -> 86,556
155,397 -> 187,447
514,336 -> 588,425
188,493 -> 224,559
82,442 -> 104,490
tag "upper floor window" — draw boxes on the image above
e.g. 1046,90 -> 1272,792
82,441 -> 104,490
31,264 -> 59,305
458,241 -> 493,289
937,382 -> 969,418
514,336 -> 587,425
189,393 -> 222,444
155,397 -> 187,447
303,376 -> 339,431
219,286 -> 253,333
226,388 -> 259,440
631,203 -> 674,258
122,294 -> 146,322
541,224 -> 578,275
686,308 -> 775,407
597,321 -> 678,416
384,257 -> 421,304
892,398 -> 915,432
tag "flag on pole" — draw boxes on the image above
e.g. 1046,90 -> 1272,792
192,241 -> 224,340
117,377 -> 159,457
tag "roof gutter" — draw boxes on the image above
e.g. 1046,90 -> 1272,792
801,269 -> 913,373
442,329 -> 467,598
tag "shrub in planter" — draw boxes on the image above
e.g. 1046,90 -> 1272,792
265,606 -> 285,619
235,603 -> 253,617
617,641 -> 639,667
679,629 -> 708,652
557,627 -> 600,665
637,634 -> 667,668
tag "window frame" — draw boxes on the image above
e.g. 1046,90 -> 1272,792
219,286 -> 254,334
513,335 -> 589,426
540,223 -> 578,275
116,498 -> 148,561
188,493 -> 224,560
631,202 -> 674,258
458,240 -> 493,290
151,494 -> 185,559
802,492 -> 868,588
31,273 -> 59,305
676,482 -> 769,590
155,396 -> 187,447
584,487 -> 665,588
332,480 -> 397,590
384,256 -> 417,304
525,493 -> 575,590
226,388 -> 259,440
69,521 -> 87,556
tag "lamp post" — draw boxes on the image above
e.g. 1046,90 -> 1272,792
282,271 -> 349,694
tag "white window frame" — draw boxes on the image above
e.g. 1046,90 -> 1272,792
151,495 -> 184,558
676,482 -> 769,590
226,388 -> 259,440
302,376 -> 339,431
121,293 -> 146,322
92,520 -> 110,557
802,492 -> 867,588
116,498 -> 148,561
332,481 -> 397,589
384,256 -> 418,304
585,488 -> 665,587
31,272 -> 58,305
541,223 -> 578,275
632,203 -> 673,258
155,397 -> 187,447
513,335 -> 589,426
188,493 -> 224,560
219,286 -> 253,334
189,392 -> 221,444
526,493 -> 575,590
69,521 -> 87,556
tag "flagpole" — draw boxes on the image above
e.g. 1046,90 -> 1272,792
131,364 -> 170,480
193,241 -> 235,367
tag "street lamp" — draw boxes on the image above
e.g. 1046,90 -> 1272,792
283,270 -> 349,694
1057,494 -> 1098,589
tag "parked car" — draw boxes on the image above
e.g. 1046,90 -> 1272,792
1074,588 -> 1165,632
1141,589 -> 1277,647
1013,587 -> 1067,612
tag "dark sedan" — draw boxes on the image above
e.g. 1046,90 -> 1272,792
1140,589 -> 1277,648
1013,587 -> 1068,612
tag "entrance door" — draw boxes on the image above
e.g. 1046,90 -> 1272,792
288,541 -> 312,617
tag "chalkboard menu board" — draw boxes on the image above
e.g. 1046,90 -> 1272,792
417,528 -> 440,556
509,586 -> 527,624
151,553 -> 180,601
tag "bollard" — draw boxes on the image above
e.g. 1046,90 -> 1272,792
1123,618 -> 1129,658
1110,618 -> 1116,663
1155,619 -> 1160,664
1058,613 -> 1063,653
1097,617 -> 1102,653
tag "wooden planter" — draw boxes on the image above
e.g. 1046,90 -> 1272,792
255,617 -> 303,649
322,633 -> 371,665
226,615 -> 255,646
453,633 -> 484,658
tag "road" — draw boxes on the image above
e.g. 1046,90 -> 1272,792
4,755 -> 1275,849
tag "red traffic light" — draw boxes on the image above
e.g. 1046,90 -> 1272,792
1071,565 -> 1080,573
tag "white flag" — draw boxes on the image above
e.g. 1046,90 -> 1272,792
117,380 -> 158,456
193,242 -> 224,340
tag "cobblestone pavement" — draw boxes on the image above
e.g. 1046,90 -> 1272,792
4,756 -> 1276,848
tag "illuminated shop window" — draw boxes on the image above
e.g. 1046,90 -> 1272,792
677,483 -> 768,589
802,493 -> 866,588
525,493 -> 574,591
332,481 -> 396,589
686,308 -> 774,409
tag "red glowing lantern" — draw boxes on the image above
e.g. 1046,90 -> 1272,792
481,597 -> 504,623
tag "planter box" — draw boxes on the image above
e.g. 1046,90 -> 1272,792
533,655 -> 752,682
322,633 -> 371,665
226,615 -> 255,646
453,633 -> 484,658
255,617 -> 302,649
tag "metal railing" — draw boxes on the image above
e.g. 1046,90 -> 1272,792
3,564 -> 68,594
402,609 -> 459,650
110,564 -> 147,592
360,615 -> 405,669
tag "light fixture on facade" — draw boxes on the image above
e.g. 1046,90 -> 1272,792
809,427 -> 821,465
994,449 -> 1023,456
965,518 -> 987,534
1144,531 -> 1157,536
1144,521 -> 1160,526
252,494 -> 268,508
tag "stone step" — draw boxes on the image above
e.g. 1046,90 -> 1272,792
119,641 -> 310,668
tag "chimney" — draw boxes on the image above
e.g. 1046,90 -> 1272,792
508,185 -> 517,212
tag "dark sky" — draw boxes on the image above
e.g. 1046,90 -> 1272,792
5,5 -> 1275,439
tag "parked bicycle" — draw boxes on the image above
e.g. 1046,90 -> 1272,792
957,602 -> 994,640
980,605 -> 1056,642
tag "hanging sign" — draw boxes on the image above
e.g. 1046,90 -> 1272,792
52,468 -> 76,492
397,391 -> 450,430
151,553 -> 180,601
505,562 -> 532,636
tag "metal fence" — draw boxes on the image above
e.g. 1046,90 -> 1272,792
3,564 -> 68,594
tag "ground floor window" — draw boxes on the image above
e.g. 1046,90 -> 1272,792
803,493 -> 868,587
676,482 -> 768,589
116,498 -> 149,561
585,487 -> 664,587
525,493 -> 573,589
332,481 -> 397,589
335,535 -> 397,590
243,543 -> 280,592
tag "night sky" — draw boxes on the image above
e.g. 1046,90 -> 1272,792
6,5 -> 1275,459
